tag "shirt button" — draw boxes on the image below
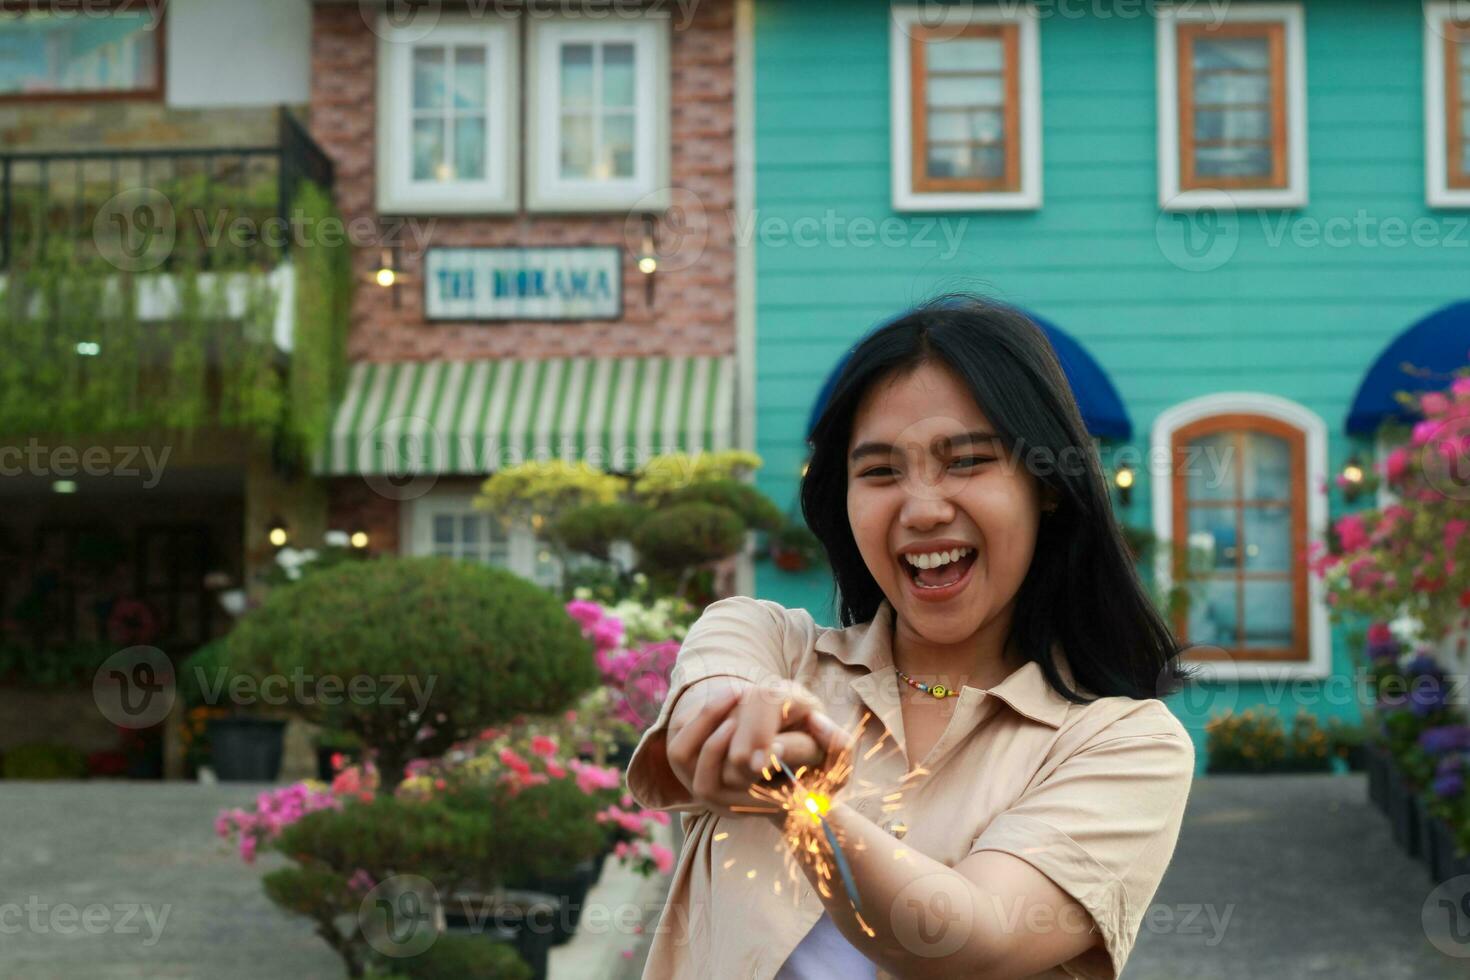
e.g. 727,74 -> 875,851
883,819 -> 908,839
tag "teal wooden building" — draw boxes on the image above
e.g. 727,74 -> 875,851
740,0 -> 1470,769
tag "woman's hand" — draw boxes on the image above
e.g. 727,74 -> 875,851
666,677 -> 853,819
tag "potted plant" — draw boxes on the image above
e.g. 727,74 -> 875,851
767,520 -> 824,573
181,638 -> 288,782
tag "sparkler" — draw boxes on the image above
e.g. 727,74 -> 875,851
730,708 -> 924,939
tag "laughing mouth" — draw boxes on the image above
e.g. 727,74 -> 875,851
901,546 -> 977,590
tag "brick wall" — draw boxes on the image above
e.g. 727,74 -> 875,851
308,1 -> 738,364
325,478 -> 402,557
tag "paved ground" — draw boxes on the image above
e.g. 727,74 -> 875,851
0,775 -> 1463,979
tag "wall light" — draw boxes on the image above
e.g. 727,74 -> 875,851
350,528 -> 370,550
1114,463 -> 1134,508
267,516 -> 289,549
637,214 -> 658,306
373,246 -> 401,308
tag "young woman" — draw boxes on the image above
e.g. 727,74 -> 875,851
627,295 -> 1198,980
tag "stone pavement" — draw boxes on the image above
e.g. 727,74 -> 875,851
0,776 -> 1464,979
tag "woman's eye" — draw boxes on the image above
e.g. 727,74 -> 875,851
951,456 -> 991,469
860,466 -> 896,478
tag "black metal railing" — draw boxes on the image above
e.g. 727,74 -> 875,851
0,106 -> 336,271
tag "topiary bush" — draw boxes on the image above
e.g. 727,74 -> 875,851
394,935 -> 532,980
665,478 -> 784,533
226,557 -> 597,788
546,502 -> 650,561
632,502 -> 745,574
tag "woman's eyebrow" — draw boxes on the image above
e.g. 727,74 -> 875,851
848,430 -> 1000,462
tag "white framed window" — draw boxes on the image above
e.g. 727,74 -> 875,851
403,489 -> 563,590
376,13 -> 519,214
526,12 -> 671,212
1156,3 -> 1308,211
1426,3 -> 1470,207
1151,393 -> 1330,681
889,3 -> 1042,211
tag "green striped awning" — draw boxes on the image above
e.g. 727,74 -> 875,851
315,355 -> 737,476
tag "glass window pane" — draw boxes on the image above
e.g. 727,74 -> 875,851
1242,580 -> 1293,649
1194,71 -> 1270,105
1243,430 -> 1291,500
603,42 -> 635,107
1242,504 -> 1291,571
453,46 -> 485,109
1188,578 -> 1240,647
926,107 -> 1004,143
1188,506 -> 1238,571
1194,108 -> 1272,142
1458,42 -> 1470,70
561,43 -> 594,109
926,74 -> 1005,108
925,37 -> 1004,72
0,11 -> 157,94
460,515 -> 479,545
1195,144 -> 1272,178
432,515 -> 454,545
1184,432 -> 1236,501
412,117 -> 446,181
1192,36 -> 1270,71
602,113 -> 635,178
925,143 -> 1005,180
454,115 -> 486,180
560,113 -> 594,178
413,47 -> 446,110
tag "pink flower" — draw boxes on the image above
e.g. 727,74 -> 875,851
1334,514 -> 1369,553
1413,420 -> 1439,446
571,760 -> 622,795
1422,392 -> 1450,418
565,599 -> 606,629
1384,446 -> 1411,484
1452,376 -> 1470,398
530,735 -> 558,758
499,748 -> 532,777
649,843 -> 675,875
546,761 -> 567,779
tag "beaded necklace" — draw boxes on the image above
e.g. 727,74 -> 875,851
895,668 -> 958,700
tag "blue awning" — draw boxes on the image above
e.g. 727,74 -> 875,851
806,307 -> 1133,441
1346,301 -> 1470,435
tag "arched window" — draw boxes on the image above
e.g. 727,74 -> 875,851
1152,394 -> 1329,678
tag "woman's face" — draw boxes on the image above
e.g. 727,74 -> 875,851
846,360 -> 1052,647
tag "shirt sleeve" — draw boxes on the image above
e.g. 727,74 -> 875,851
624,595 -> 794,813
967,724 -> 1196,980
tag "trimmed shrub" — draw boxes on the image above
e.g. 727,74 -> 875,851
665,479 -> 784,533
632,503 -> 745,572
397,935 -> 531,980
547,502 -> 650,560
226,557 -> 597,787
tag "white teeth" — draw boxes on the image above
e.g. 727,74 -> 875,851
903,546 -> 973,570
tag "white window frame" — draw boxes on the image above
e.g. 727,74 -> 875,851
1426,2 -> 1470,208
526,12 -> 671,212
402,489 -> 563,590
1150,392 -> 1331,680
889,3 -> 1043,211
1156,2 -> 1309,211
376,13 -> 519,215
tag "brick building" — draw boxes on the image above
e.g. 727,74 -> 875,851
307,0 -> 746,587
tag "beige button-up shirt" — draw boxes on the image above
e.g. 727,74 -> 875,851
627,596 -> 1195,980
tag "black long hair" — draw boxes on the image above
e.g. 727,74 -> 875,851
800,293 -> 1194,704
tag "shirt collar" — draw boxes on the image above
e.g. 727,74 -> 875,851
813,598 -> 1076,729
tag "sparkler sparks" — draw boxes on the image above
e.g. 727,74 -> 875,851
732,708 -> 914,940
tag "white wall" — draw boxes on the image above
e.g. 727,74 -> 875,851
165,0 -> 311,108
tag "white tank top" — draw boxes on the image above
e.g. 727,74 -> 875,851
774,911 -> 879,979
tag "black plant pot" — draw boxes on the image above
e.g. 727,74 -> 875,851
445,890 -> 558,980
1384,763 -> 1422,859
1431,815 -> 1470,884
1366,745 -> 1389,812
206,718 -> 286,782
1418,802 -> 1442,881
1340,745 -> 1366,772
524,858 -> 598,946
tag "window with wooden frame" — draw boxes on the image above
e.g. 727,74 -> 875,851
889,5 -> 1041,211
1177,23 -> 1288,191
910,24 -> 1020,194
1157,4 -> 1307,210
0,1 -> 164,100
1427,6 -> 1470,207
1170,415 -> 1309,664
